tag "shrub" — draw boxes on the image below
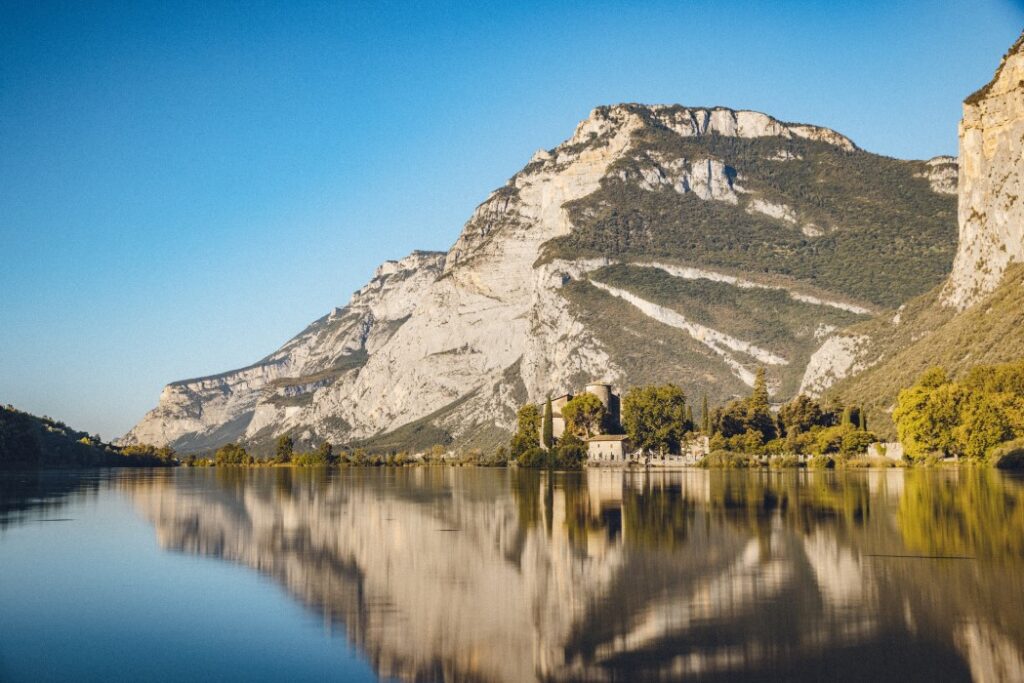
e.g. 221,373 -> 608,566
813,425 -> 847,455
840,428 -> 877,455
553,434 -> 588,469
990,438 -> 1024,469
808,454 -> 834,469
517,447 -> 549,468
700,450 -> 752,468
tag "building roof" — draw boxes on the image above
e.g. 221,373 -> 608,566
586,434 -> 630,442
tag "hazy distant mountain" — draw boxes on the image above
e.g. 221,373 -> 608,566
123,102 -> 959,453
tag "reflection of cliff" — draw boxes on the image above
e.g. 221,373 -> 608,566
125,469 -> 1024,682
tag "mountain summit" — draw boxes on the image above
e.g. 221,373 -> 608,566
123,104 -> 956,453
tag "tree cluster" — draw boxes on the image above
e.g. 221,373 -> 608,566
894,362 -> 1024,461
621,384 -> 692,455
1,404 -> 176,468
710,369 -> 875,457
509,400 -> 594,470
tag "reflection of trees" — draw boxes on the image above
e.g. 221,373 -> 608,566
0,470 -> 103,529
117,468 -> 1024,682
622,482 -> 693,550
899,468 -> 1024,560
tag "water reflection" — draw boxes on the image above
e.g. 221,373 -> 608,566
110,468 -> 1024,681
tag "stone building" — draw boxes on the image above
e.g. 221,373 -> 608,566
586,434 -> 632,463
542,382 -> 621,442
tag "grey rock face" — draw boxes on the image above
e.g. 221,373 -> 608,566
124,104 -> 952,452
942,34 -> 1024,309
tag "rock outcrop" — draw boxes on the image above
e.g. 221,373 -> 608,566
124,104 -> 956,453
802,31 -> 1024,432
942,34 -> 1024,309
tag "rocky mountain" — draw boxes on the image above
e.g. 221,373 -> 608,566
810,31 -> 1024,434
124,104 -> 957,454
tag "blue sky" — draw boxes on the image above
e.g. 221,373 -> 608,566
1,1 -> 1022,438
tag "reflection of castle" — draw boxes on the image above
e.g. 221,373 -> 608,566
125,468 -> 1024,682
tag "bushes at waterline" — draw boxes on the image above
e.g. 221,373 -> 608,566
214,443 -> 252,466
989,438 -> 1024,470
894,362 -> 1024,462
698,450 -> 754,468
516,434 -> 588,469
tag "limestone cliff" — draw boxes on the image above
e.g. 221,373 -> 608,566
804,31 -> 1024,434
124,104 -> 956,453
942,33 -> 1024,309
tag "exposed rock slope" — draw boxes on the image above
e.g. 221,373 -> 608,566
809,30 -> 1024,435
125,105 -> 956,453
943,34 -> 1024,309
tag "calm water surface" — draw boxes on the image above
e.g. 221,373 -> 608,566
2,467 -> 1024,682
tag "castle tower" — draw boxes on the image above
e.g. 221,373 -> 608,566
584,383 -> 612,408
585,382 -> 620,430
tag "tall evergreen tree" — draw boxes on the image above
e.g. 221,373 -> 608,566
542,396 -> 554,450
274,433 -> 294,464
746,367 -> 776,440
841,406 -> 854,427
750,368 -> 770,413
685,405 -> 694,431
858,408 -> 867,431
701,393 -> 710,434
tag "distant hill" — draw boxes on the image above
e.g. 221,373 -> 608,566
1,405 -> 174,468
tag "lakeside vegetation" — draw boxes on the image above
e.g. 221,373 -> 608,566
894,360 -> 1024,467
7,357 -> 1022,472
0,405 -> 176,468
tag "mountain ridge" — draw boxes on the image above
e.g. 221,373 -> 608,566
122,102 -> 957,453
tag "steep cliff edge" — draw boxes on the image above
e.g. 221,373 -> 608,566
813,31 -> 1024,435
942,33 -> 1024,309
124,104 -> 956,453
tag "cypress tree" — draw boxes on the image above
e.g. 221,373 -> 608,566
858,408 -> 868,431
685,405 -> 694,431
542,396 -> 554,450
747,367 -> 776,440
701,393 -> 710,434
750,368 -> 770,414
842,406 -> 853,427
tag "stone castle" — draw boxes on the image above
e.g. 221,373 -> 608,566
545,382 -> 621,440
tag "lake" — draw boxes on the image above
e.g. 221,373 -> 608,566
1,467 -> 1023,682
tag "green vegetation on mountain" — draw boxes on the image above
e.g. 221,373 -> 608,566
0,405 -> 176,468
560,279 -> 750,406
588,264 -> 864,395
544,127 -> 957,309
827,265 -> 1024,437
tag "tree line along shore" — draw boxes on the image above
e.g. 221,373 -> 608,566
4,360 -> 1024,470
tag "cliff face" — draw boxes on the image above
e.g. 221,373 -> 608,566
942,34 -> 1024,309
806,31 -> 1024,433
124,104 -> 956,453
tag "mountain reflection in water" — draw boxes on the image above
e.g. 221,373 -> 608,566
120,467 -> 1024,682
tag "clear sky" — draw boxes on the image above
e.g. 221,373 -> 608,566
2,1 -> 1022,439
